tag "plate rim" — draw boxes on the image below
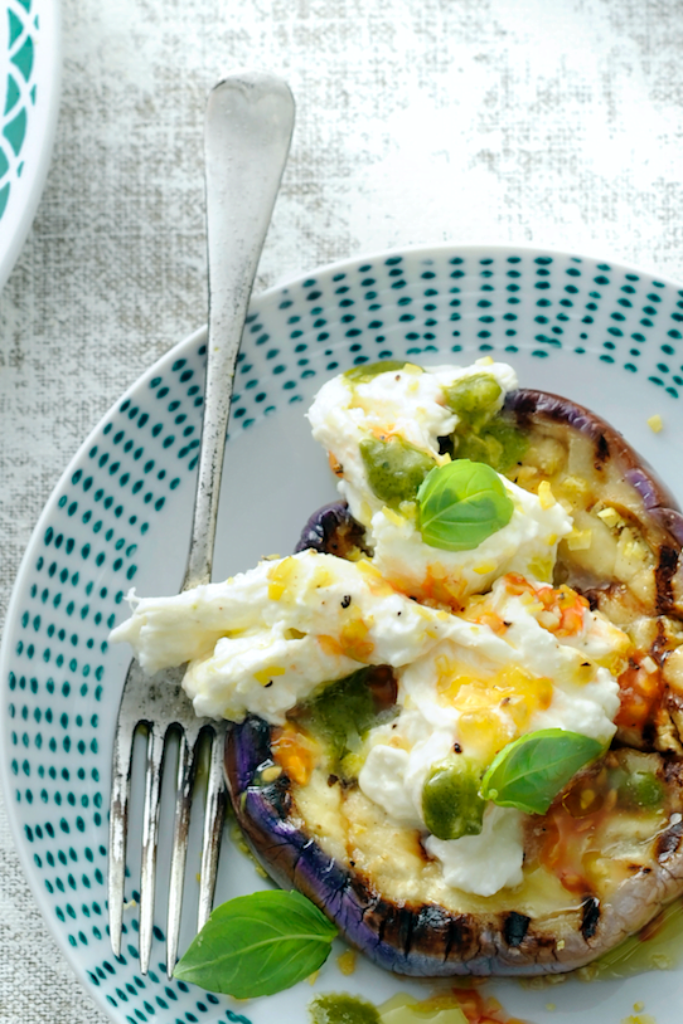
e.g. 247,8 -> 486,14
3,240 -> 683,1021
271,238 -> 683,294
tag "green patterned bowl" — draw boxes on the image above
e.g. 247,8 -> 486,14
0,0 -> 60,290
3,244 -> 683,1024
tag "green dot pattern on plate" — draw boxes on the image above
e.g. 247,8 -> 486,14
1,0 -> 38,219
4,245 -> 683,1024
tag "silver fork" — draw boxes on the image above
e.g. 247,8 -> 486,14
107,72 -> 295,978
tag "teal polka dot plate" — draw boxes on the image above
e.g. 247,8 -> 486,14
0,0 -> 60,289
3,244 -> 683,1024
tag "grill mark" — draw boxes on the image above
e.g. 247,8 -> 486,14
503,911 -> 531,947
651,620 -> 672,664
655,817 -> 683,863
655,546 -> 680,613
260,774 -> 292,817
411,905 -> 456,963
594,432 -> 609,467
355,891 -> 485,966
581,896 -> 601,940
506,392 -> 535,429
443,914 -> 476,962
377,903 -> 416,959
375,901 -> 389,946
663,757 -> 683,787
401,908 -> 415,958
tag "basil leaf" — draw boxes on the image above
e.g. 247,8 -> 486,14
173,890 -> 337,997
480,728 -> 605,816
416,459 -> 514,551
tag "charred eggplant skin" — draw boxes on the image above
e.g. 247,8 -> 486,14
295,501 -> 368,558
225,715 -> 683,976
224,388 -> 683,977
226,717 -> 563,976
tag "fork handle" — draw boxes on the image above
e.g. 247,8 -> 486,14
182,73 -> 295,592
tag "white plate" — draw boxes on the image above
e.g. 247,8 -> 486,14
0,0 -> 60,290
2,244 -> 683,1024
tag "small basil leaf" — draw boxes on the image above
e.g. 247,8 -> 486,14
173,890 -> 337,997
416,459 -> 514,551
360,435 -> 435,507
480,728 -> 605,816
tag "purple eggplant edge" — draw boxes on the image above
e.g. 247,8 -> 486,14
225,709 -> 683,977
225,717 -> 431,976
294,501 -> 353,554
294,500 -> 369,558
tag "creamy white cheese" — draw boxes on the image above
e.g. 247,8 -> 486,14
306,359 -> 569,604
356,743 -> 423,829
112,545 -> 628,896
354,573 -> 623,891
306,359 -> 518,528
112,549 -> 524,723
425,806 -> 525,896
112,549 -> 622,738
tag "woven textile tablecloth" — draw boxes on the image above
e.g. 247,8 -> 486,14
3,1 -> 683,1021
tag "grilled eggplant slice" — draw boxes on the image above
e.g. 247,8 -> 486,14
224,388 -> 683,976
225,719 -> 683,976
503,390 -> 683,618
502,390 -> 683,756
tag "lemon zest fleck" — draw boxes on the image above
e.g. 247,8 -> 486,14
474,562 -> 496,575
254,665 -> 286,686
336,949 -> 357,976
537,480 -> 556,510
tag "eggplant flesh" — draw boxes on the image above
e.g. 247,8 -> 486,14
224,388 -> 683,976
503,390 -> 683,606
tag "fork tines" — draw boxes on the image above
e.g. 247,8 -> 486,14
108,658 -> 227,976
